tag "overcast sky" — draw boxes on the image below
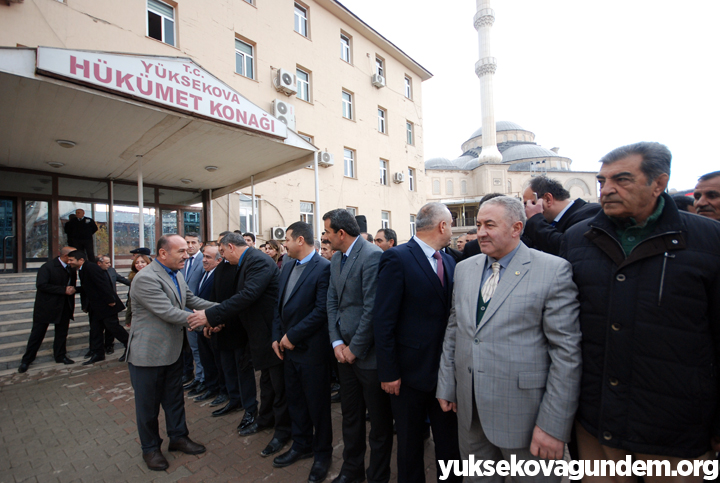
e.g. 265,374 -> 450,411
340,0 -> 720,191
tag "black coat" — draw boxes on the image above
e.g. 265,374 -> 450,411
373,238 -> 455,392
272,252 -> 331,365
209,260 -> 248,351
206,248 -> 280,370
107,267 -> 131,288
461,239 -> 481,260
561,193 -> 720,458
523,198 -> 602,256
33,258 -> 76,325
78,262 -> 125,319
64,216 -> 98,240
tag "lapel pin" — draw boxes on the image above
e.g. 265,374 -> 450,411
515,271 -> 520,275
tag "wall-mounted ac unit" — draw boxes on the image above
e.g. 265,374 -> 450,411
371,73 -> 386,88
275,68 -> 297,95
273,99 -> 296,131
316,151 -> 334,167
271,226 -> 287,240
393,172 -> 405,184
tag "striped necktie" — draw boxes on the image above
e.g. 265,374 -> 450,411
481,262 -> 501,301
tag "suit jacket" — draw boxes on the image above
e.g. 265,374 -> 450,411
461,239 -> 481,260
127,260 -> 216,367
272,252 -> 331,365
209,260 -> 248,351
64,216 -> 98,240
194,269 -> 215,301
107,267 -> 131,288
523,199 -> 602,256
183,252 -> 204,293
443,246 -> 463,263
327,237 -> 383,370
437,242 -> 582,448
206,247 -> 281,370
373,238 -> 455,392
33,258 -> 76,325
78,262 -> 125,319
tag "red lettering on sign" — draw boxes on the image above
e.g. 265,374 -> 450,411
259,117 -> 270,130
69,56 -> 90,79
202,83 -> 212,95
155,65 -> 167,78
93,62 -> 112,84
210,101 -> 223,118
212,87 -> 222,97
136,77 -> 153,95
222,105 -> 234,120
181,75 -> 190,87
192,79 -> 200,91
176,89 -> 188,108
116,71 -> 135,91
189,93 -> 202,110
230,94 -> 240,105
156,84 -> 174,103
248,114 -> 259,128
168,71 -> 179,83
236,109 -> 247,124
141,60 -> 153,74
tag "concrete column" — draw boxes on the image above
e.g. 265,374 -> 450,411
137,156 -> 144,249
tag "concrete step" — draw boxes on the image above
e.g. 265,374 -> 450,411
0,274 -> 37,284
0,281 -> 36,293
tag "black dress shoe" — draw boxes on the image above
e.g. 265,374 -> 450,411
118,348 -> 127,363
209,393 -> 228,407
330,391 -> 341,404
308,459 -> 331,482
182,374 -> 194,386
237,410 -> 256,433
331,475 -> 365,483
239,420 -> 274,436
183,380 -> 200,392
82,353 -> 105,365
168,436 -> 206,455
105,344 -> 114,355
212,400 -> 242,417
56,356 -> 75,365
260,437 -> 289,457
272,447 -> 312,467
330,382 -> 340,393
143,450 -> 169,471
18,363 -> 29,373
187,383 -> 207,397
84,350 -> 93,358
194,389 -> 219,402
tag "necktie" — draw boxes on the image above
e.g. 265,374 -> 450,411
550,220 -> 558,227
198,271 -> 208,292
432,251 -> 444,286
341,254 -> 348,270
481,262 -> 501,301
185,256 -> 193,278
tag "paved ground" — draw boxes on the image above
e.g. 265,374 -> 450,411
0,356 -> 438,483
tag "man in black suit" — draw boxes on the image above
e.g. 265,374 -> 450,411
69,250 -> 129,365
373,203 -> 461,482
64,209 -> 98,264
189,232 -> 291,458
271,222 -> 333,482
522,176 -> 602,256
18,246 -> 77,373
96,255 -> 131,355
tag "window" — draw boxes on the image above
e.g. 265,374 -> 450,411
243,0 -> 253,4
340,34 -> 351,63
294,3 -> 308,37
461,179 -> 467,195
406,121 -> 414,145
404,76 -> 412,99
239,194 -> 257,233
342,90 -> 353,120
446,180 -> 454,195
299,133 -> 314,168
378,108 -> 387,134
346,207 -> 357,217
375,57 -> 384,77
344,148 -> 355,178
300,201 -> 314,226
296,68 -> 310,102
381,211 -> 390,229
410,215 -> 416,237
379,159 -> 388,185
235,39 -> 254,79
432,178 -> 440,195
147,0 -> 175,47
408,168 -> 415,191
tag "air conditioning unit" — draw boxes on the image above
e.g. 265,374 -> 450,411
392,172 -> 405,184
273,99 -> 296,131
371,73 -> 386,88
271,226 -> 287,240
316,151 -> 334,168
275,68 -> 297,95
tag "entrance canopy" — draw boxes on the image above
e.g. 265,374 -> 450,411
0,47 -> 316,197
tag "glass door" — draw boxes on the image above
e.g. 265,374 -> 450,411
23,199 -> 50,270
0,198 -> 16,273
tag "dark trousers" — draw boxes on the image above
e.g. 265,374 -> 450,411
128,355 -> 188,454
21,304 -> 72,364
220,347 -> 258,413
88,312 -> 128,354
337,363 -> 393,483
182,346 -> 194,379
196,330 -> 222,394
209,334 -> 227,394
103,327 -> 114,348
73,238 -> 95,267
257,363 -> 292,441
391,384 -> 461,483
284,358 -> 332,459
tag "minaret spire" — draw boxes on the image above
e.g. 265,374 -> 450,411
474,0 -> 503,163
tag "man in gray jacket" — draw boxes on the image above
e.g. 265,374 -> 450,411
324,209 -> 393,483
127,234 -> 216,471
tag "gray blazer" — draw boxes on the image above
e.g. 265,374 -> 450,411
436,242 -> 581,449
327,237 -> 383,370
127,260 -> 215,367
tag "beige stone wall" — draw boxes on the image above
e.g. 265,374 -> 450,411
0,0 -> 429,243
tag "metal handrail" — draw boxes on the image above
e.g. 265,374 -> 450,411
3,235 -> 15,272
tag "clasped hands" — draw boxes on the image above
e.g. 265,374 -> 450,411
271,335 -> 295,360
333,343 -> 356,365
186,309 -> 222,338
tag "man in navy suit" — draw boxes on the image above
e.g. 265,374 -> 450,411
271,221 -> 333,482
373,202 -> 461,482
182,232 -> 206,390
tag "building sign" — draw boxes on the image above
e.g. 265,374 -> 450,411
36,47 -> 287,138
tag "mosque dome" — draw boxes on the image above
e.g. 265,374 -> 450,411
501,144 -> 561,163
466,121 -> 528,143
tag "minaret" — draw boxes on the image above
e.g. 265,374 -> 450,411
474,0 -> 503,163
